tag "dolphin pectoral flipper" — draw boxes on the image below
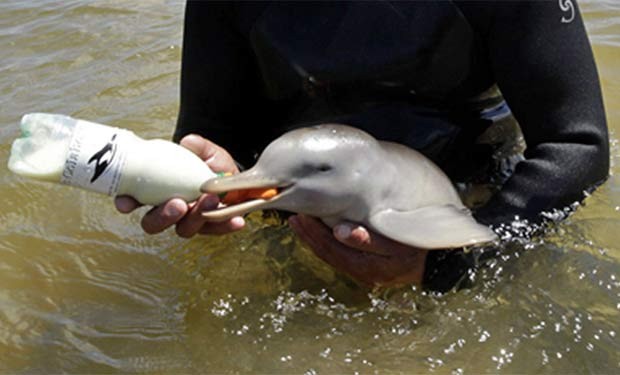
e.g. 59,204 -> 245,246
368,205 -> 498,250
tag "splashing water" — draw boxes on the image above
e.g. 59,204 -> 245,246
0,0 -> 619,373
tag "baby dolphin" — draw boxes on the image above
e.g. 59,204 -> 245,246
201,125 -> 497,250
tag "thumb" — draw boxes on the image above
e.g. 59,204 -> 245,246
180,134 -> 218,162
180,134 -> 237,173
333,223 -> 390,255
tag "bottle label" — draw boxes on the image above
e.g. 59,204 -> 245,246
60,119 -> 132,195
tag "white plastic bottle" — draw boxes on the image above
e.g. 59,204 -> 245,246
8,113 -> 216,205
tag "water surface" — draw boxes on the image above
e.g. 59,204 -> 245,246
0,1 -> 619,373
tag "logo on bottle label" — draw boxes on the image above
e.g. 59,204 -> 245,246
88,134 -> 117,183
60,120 -> 129,195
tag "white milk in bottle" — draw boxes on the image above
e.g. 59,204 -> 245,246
8,113 -> 216,205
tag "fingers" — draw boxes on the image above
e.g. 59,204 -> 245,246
180,134 -> 238,173
333,222 -> 415,256
180,134 -> 219,162
175,194 -> 219,237
332,223 -> 392,255
289,215 -> 370,274
115,195 -> 141,213
120,192 -> 244,237
174,194 -> 245,237
141,198 -> 188,234
198,216 -> 245,235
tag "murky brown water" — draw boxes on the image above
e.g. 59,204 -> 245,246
1,1 -> 619,373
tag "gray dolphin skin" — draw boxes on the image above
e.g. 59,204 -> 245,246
201,124 -> 497,250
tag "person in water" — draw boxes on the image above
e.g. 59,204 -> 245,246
116,2 -> 609,291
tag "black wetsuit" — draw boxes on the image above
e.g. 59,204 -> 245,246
174,1 -> 609,291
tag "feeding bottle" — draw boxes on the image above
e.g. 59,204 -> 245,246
7,113 -> 216,205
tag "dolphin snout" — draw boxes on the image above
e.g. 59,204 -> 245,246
199,170 -> 292,222
200,170 -> 282,194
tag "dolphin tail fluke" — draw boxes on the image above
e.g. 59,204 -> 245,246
369,205 -> 498,250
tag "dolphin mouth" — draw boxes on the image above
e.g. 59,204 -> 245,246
199,174 -> 293,222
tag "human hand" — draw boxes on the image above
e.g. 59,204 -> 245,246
114,134 -> 245,237
288,215 -> 429,288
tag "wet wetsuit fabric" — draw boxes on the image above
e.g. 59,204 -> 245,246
175,1 -> 609,292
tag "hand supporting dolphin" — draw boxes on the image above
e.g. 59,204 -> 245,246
200,124 -> 497,250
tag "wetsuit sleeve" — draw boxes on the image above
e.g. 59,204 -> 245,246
174,2 -> 271,167
474,1 -> 609,226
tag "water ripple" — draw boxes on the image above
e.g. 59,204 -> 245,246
0,0 -> 619,373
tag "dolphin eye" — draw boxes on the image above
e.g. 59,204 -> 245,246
317,164 -> 332,172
